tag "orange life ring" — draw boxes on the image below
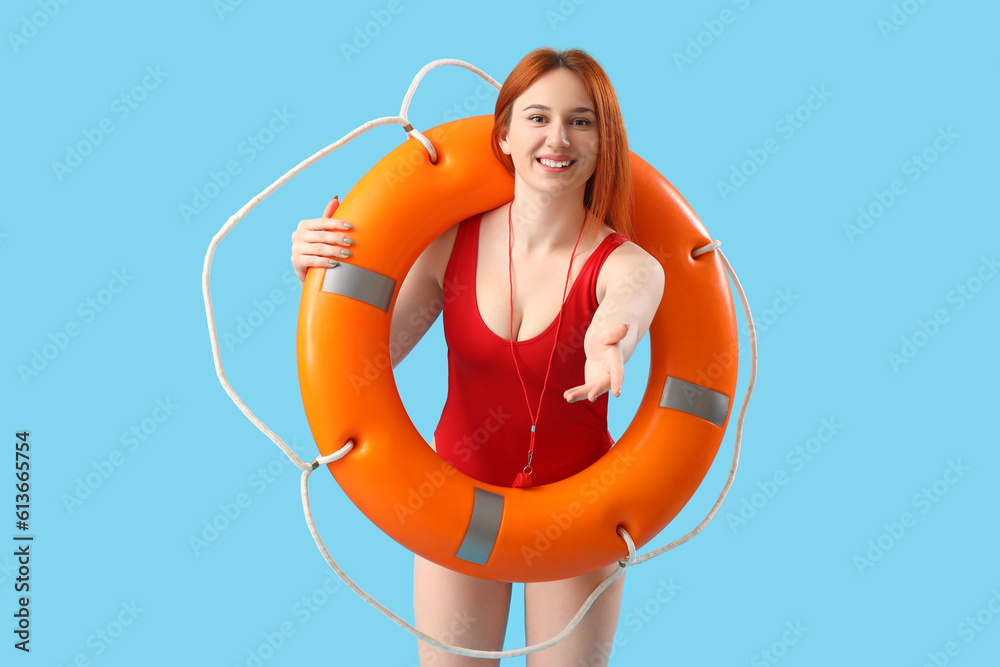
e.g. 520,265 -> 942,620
297,114 -> 738,583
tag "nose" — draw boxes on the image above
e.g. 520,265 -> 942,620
545,122 -> 570,147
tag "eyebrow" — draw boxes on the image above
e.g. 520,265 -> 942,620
521,104 -> 596,114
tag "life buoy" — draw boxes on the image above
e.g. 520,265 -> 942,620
297,114 -> 738,583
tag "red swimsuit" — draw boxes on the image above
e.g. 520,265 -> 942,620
433,213 -> 628,487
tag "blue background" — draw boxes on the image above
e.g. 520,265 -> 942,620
4,0 -> 998,665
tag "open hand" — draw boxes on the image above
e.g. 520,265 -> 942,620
563,323 -> 630,403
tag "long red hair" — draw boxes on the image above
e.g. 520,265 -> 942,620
491,48 -> 634,241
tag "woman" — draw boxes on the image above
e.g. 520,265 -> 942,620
291,48 -> 664,667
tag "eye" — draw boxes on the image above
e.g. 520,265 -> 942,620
528,114 -> 546,123
572,118 -> 592,126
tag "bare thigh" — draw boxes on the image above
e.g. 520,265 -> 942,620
413,553 -> 513,667
524,562 -> 625,667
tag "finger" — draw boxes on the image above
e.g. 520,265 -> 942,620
300,217 -> 354,233
610,357 -> 625,398
313,241 -> 354,258
322,195 -> 340,218
595,323 -> 627,348
304,229 -> 355,247
570,378 -> 608,403
302,255 -> 347,269
292,254 -> 346,282
292,238 -> 354,259
587,381 -> 609,402
292,220 -> 351,247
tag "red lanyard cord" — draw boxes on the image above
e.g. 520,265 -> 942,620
507,201 -> 588,487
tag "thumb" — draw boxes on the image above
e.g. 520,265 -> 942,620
604,322 -> 629,345
322,195 -> 340,218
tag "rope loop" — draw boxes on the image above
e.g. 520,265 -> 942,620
692,239 -> 721,258
312,441 -> 355,470
395,59 -> 500,166
617,525 -> 637,567
406,126 -> 438,164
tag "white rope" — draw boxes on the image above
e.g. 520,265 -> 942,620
632,241 -> 757,565
201,59 -> 496,464
691,239 -> 721,257
301,453 -> 636,660
202,58 -> 757,660
202,114 -> 417,472
396,59 -> 501,164
398,58 -> 502,119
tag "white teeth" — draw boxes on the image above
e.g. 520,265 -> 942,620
539,158 -> 572,168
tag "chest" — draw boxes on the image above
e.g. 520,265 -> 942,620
473,225 -> 607,343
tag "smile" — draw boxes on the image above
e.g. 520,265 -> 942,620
537,157 -> 575,170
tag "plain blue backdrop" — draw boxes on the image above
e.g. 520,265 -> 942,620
3,1 -> 998,665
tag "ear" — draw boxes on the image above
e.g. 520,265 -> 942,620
498,133 -> 511,156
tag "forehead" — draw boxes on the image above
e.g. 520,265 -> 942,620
515,68 -> 595,112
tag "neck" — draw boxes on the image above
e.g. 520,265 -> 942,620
508,177 -> 593,253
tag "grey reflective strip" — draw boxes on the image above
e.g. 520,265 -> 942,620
321,263 -> 397,312
454,487 -> 504,565
659,376 -> 730,427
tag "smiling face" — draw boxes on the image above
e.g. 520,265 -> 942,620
497,67 -> 599,200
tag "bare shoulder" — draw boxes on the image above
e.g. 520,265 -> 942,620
417,209 -> 504,288
596,239 -> 666,303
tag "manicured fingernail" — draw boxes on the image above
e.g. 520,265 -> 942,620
342,235 -> 354,245
328,259 -> 340,267
339,248 -> 352,257
342,222 -> 353,229
332,194 -> 339,200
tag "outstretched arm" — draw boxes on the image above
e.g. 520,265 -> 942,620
563,243 -> 665,403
